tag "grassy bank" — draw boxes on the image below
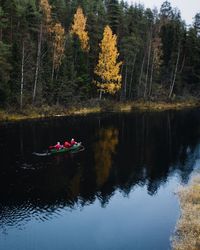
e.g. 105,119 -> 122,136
172,175 -> 200,250
0,99 -> 199,122
0,105 -> 101,122
131,100 -> 200,111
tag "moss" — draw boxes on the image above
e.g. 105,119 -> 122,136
172,175 -> 200,250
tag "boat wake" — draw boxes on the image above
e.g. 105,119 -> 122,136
32,151 -> 51,157
71,145 -> 85,153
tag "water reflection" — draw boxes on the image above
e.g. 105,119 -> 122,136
94,127 -> 119,187
0,110 -> 200,229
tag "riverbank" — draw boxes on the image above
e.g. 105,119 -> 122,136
172,175 -> 200,250
0,100 -> 199,122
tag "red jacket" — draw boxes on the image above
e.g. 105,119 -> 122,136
64,141 -> 71,148
55,144 -> 62,150
71,139 -> 77,145
49,143 -> 62,150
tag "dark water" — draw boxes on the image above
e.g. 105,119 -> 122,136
1,109 -> 200,250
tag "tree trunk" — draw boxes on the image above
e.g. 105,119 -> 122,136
169,45 -> 181,99
129,54 -> 137,99
51,48 -> 55,82
124,64 -> 128,100
120,64 -> 124,100
178,54 -> 185,74
33,23 -> 42,104
99,89 -> 103,100
138,54 -> 145,97
0,28 -> 2,41
10,16 -> 13,43
144,31 -> 152,99
149,51 -> 155,98
20,40 -> 25,110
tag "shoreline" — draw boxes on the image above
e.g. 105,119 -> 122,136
0,100 -> 199,123
172,174 -> 200,250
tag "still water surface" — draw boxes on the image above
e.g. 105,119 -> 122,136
1,110 -> 200,250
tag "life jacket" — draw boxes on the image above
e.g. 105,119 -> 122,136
55,143 -> 62,150
71,139 -> 76,145
64,141 -> 71,148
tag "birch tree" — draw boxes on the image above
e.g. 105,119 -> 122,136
95,25 -> 122,99
71,7 -> 90,52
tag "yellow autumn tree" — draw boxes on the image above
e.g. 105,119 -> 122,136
95,25 -> 122,98
51,23 -> 66,79
40,0 -> 52,26
40,0 -> 66,80
71,7 -> 89,52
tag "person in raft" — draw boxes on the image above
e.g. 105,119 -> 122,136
63,141 -> 71,148
63,138 -> 77,148
71,138 -> 77,146
49,142 -> 63,151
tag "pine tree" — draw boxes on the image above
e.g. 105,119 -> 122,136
95,25 -> 122,98
194,13 -> 200,36
106,0 -> 122,35
0,41 -> 11,105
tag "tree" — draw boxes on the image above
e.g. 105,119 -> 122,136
181,26 -> 200,95
0,6 -> 8,41
149,34 -> 163,97
32,0 -> 52,104
159,1 -> 173,22
0,0 -> 200,107
71,6 -> 89,52
95,25 -> 122,98
120,35 -> 140,100
106,0 -> 122,35
50,22 -> 65,81
37,0 -> 66,101
40,0 -> 52,26
194,13 -> 200,36
0,41 -> 11,105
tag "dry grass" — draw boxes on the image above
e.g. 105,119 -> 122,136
132,100 -> 200,111
172,175 -> 200,250
100,100 -> 200,113
0,100 -> 199,122
69,107 -> 101,115
0,105 -> 101,122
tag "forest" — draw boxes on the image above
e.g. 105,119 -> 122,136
0,0 -> 200,110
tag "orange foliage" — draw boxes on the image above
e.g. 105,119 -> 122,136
40,0 -> 52,25
51,23 -> 66,69
71,7 -> 90,52
40,0 -> 65,70
95,25 -> 122,95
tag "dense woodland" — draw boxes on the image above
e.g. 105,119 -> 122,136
0,0 -> 200,109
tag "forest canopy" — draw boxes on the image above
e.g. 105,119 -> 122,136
0,0 -> 200,108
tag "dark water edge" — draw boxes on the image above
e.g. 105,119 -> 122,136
0,109 -> 200,250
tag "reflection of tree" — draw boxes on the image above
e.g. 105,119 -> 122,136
94,127 -> 119,187
68,168 -> 81,200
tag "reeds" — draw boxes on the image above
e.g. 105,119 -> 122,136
172,175 -> 200,250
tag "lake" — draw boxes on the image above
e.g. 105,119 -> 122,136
0,109 -> 200,250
